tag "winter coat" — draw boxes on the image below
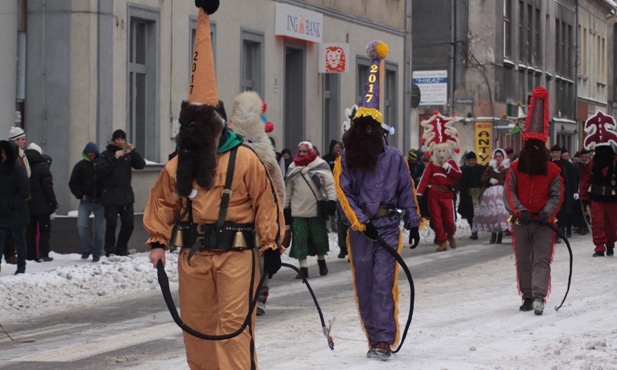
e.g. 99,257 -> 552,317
457,163 -> 486,220
97,142 -> 146,206
0,140 -> 31,228
69,142 -> 105,201
25,149 -> 58,216
285,157 -> 336,218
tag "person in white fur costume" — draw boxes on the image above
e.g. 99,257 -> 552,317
229,91 -> 285,316
416,110 -> 462,252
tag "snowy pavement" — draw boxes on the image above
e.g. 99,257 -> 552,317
1,221 -> 616,369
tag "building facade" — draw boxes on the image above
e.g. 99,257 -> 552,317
413,0 -> 616,162
0,0 -> 413,215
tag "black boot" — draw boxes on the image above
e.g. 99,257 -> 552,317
318,260 -> 328,276
469,231 -> 478,240
489,233 -> 497,244
495,232 -> 503,244
519,297 -> 533,311
295,267 -> 309,279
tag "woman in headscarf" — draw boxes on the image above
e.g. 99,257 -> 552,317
473,148 -> 511,244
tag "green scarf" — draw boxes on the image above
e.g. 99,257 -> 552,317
217,129 -> 243,153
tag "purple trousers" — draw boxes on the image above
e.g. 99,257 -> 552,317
349,224 -> 401,346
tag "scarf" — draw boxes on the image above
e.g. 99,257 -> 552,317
293,149 -> 318,167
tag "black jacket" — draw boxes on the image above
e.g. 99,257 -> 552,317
69,155 -> 104,202
0,140 -> 30,228
25,149 -> 58,216
97,143 -> 146,206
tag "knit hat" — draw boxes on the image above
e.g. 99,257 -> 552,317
353,41 -> 388,126
112,129 -> 127,140
561,147 -> 569,154
583,110 -> 617,151
524,86 -> 550,143
9,126 -> 25,141
549,144 -> 561,152
407,149 -> 418,161
466,151 -> 477,160
27,142 -> 42,155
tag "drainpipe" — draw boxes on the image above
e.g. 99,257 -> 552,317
404,0 -> 412,151
449,0 -> 456,115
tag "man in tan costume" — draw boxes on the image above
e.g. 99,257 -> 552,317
144,1 -> 284,369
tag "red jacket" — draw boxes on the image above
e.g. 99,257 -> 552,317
505,161 -> 563,220
416,160 -> 462,199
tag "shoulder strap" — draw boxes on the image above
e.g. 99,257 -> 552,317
301,173 -> 320,201
217,146 -> 238,230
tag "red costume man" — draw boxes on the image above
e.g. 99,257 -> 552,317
504,86 -> 563,316
579,111 -> 617,257
416,111 -> 462,252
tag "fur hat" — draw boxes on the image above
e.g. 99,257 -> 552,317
524,86 -> 550,143
549,144 -> 561,152
9,126 -> 25,141
583,111 -> 617,151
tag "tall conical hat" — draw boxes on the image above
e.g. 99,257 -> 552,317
523,86 -> 550,142
353,41 -> 388,125
188,0 -> 219,105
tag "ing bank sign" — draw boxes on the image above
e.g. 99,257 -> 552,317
275,3 -> 323,43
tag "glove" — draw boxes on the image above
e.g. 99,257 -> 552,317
326,200 -> 337,216
363,222 -> 380,241
489,178 -> 499,185
263,248 -> 282,278
442,162 -> 452,172
538,211 -> 549,222
50,212 -> 56,221
573,193 -> 579,200
518,211 -> 531,225
409,227 -> 420,249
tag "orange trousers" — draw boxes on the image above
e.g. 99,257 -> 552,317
178,248 -> 260,370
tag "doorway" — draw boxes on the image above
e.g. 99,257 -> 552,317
284,42 -> 306,153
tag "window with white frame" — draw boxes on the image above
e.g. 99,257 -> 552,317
241,30 -> 264,97
128,7 -> 159,162
504,0 -> 512,58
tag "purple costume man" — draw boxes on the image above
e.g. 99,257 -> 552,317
333,41 -> 421,360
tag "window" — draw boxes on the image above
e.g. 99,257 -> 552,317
241,30 -> 264,97
504,0 -> 512,58
128,7 -> 159,162
384,63 -> 398,148
534,7 -> 541,65
322,73 -> 340,151
519,1 -> 525,62
356,58 -> 370,105
555,19 -> 560,73
527,4 -> 533,64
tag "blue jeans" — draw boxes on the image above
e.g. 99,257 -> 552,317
77,198 -> 105,258
0,226 -> 27,271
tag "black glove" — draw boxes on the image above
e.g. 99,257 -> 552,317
518,211 -> 531,225
409,227 -> 420,249
263,248 -> 282,278
538,211 -> 549,222
326,200 -> 337,216
363,222 -> 379,241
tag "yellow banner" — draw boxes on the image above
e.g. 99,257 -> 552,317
474,122 -> 492,165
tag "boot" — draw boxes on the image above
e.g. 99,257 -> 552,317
295,267 -> 309,279
436,242 -> 447,252
469,231 -> 478,240
448,237 -> 457,249
495,232 -> 503,244
318,260 -> 328,276
519,297 -> 533,311
533,297 -> 545,316
489,233 -> 497,244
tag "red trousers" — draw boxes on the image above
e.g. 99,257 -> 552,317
590,201 -> 617,252
427,195 -> 456,243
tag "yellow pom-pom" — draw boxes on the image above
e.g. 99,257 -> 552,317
375,42 -> 389,59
